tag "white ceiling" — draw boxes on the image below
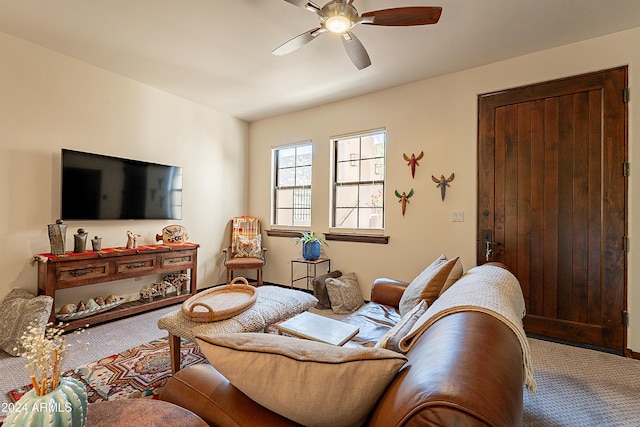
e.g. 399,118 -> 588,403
2,0 -> 640,122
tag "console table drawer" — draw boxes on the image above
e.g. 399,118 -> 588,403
162,253 -> 194,269
57,263 -> 109,283
116,257 -> 155,273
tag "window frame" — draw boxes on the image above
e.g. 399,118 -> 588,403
330,128 -> 386,232
271,141 -> 313,228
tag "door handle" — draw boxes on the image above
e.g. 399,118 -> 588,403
485,240 -> 501,261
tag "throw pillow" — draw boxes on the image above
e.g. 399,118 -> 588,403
234,234 -> 262,258
195,333 -> 407,427
325,272 -> 364,314
1,288 -> 34,303
312,270 -> 342,309
0,288 -> 53,356
398,256 -> 463,316
376,300 -> 428,353
438,256 -> 464,297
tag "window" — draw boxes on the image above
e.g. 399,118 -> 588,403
273,143 -> 312,227
332,129 -> 386,229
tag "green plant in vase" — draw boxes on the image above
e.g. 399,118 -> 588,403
294,231 -> 327,261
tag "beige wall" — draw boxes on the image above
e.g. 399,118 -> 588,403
248,27 -> 640,351
0,32 -> 248,306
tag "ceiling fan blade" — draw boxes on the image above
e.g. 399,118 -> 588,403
341,31 -> 371,70
361,7 -> 442,26
272,28 -> 326,56
283,0 -> 320,13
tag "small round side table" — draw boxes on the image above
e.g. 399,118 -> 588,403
87,399 -> 208,426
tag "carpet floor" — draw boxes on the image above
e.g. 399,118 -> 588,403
524,338 -> 640,426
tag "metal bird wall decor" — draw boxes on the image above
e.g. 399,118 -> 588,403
395,188 -> 414,216
431,173 -> 455,201
403,151 -> 424,178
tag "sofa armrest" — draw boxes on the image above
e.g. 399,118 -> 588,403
160,363 -> 302,427
371,278 -> 409,308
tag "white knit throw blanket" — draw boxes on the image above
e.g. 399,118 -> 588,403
399,264 -> 537,393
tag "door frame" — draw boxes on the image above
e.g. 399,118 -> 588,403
476,67 -> 628,352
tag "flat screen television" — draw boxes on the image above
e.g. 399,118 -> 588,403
61,149 -> 183,220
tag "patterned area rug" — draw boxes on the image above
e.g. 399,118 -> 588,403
8,337 -> 207,403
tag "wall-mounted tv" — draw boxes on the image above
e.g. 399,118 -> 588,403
61,149 -> 183,220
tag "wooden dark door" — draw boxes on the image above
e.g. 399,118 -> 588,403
477,67 -> 628,352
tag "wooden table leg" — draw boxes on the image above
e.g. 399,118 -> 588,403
168,333 -> 182,373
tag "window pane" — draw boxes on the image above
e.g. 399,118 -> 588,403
278,148 -> 296,168
296,165 -> 312,186
293,188 -> 311,223
336,137 -> 360,162
359,184 -> 384,209
277,209 -> 293,226
359,208 -> 383,229
337,159 -> 360,183
276,188 -> 293,208
297,145 -> 312,166
361,134 -> 385,158
335,185 -> 358,208
360,158 -> 384,181
335,208 -> 358,228
278,167 -> 295,187
293,211 -> 311,227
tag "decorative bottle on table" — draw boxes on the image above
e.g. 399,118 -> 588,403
47,219 -> 67,255
74,228 -> 88,253
91,235 -> 102,251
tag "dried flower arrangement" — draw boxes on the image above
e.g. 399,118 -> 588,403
13,322 -> 88,396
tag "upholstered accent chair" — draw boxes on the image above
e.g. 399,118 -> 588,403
222,216 -> 266,286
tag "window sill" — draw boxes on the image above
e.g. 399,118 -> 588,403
323,233 -> 389,244
265,229 -> 304,238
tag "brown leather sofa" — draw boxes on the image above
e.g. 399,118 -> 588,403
160,271 -> 524,426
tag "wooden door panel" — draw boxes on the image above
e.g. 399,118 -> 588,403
542,98 -> 559,320
478,67 -> 627,352
529,99 -> 545,316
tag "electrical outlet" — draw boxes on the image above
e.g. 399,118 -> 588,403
451,211 -> 464,222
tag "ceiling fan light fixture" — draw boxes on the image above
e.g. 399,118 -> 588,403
325,15 -> 351,33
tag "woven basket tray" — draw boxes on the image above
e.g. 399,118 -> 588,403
181,277 -> 257,322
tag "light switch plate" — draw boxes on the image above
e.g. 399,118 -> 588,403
451,211 -> 464,222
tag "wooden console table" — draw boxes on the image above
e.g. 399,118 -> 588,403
36,243 -> 199,330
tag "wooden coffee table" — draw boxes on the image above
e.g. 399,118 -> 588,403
278,311 -> 359,346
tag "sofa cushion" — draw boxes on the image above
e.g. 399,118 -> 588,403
341,302 -> 401,347
376,300 -> 427,353
312,270 -> 342,309
325,272 -> 364,314
0,288 -> 53,356
195,333 -> 407,427
399,255 -> 462,316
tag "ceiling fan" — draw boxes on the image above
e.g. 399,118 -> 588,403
272,0 -> 442,70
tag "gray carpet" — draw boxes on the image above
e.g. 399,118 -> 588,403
524,338 -> 640,426
2,304 -> 639,426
